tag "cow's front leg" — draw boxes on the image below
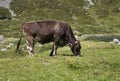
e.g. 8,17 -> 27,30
49,34 -> 60,56
49,44 -> 58,56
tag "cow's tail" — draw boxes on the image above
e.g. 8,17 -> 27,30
15,30 -> 23,53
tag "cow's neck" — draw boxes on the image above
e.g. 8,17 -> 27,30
67,32 -> 76,45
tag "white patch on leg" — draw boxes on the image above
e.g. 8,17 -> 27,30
27,45 -> 33,57
53,45 -> 57,56
53,50 -> 56,56
27,46 -> 32,51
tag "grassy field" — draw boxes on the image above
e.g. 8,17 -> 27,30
0,0 -> 120,81
0,38 -> 120,81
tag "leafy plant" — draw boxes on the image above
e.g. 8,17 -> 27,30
0,7 -> 11,20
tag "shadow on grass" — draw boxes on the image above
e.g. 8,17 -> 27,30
60,54 -> 83,57
61,54 -> 74,56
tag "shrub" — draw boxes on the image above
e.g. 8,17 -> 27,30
0,7 -> 11,20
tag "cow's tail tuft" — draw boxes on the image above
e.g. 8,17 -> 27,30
15,31 -> 22,53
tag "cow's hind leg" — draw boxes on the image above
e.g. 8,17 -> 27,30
26,36 -> 35,57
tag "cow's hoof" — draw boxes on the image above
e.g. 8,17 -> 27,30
77,55 -> 83,57
49,54 -> 55,56
74,54 -> 82,57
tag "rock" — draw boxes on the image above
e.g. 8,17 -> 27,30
75,35 -> 79,39
1,48 -> 7,52
0,35 -> 4,41
113,38 -> 119,44
6,45 -> 10,49
74,31 -> 80,35
6,43 -> 14,49
9,43 -> 14,46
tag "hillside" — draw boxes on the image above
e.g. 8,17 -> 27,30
0,0 -> 120,37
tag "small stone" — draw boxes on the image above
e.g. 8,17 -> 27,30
113,38 -> 119,44
0,36 -> 4,41
1,48 -> 7,52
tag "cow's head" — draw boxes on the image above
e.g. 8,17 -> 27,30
69,40 -> 81,56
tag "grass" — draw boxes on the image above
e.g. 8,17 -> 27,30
0,0 -> 120,81
0,38 -> 120,81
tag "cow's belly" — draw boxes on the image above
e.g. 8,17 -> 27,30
35,35 -> 54,44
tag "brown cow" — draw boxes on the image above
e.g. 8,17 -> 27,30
16,20 -> 81,57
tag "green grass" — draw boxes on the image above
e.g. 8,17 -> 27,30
0,0 -> 120,81
0,39 -> 120,81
